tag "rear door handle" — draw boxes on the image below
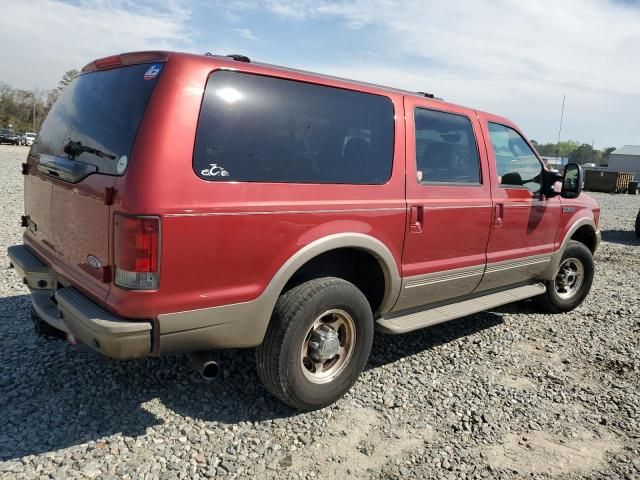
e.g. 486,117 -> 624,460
409,205 -> 424,233
494,203 -> 504,227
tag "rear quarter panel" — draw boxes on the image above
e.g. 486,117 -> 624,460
107,54 -> 407,319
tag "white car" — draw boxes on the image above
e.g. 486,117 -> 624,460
22,132 -> 37,146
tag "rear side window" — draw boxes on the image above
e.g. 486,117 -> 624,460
32,63 -> 162,175
414,108 -> 480,184
194,71 -> 394,184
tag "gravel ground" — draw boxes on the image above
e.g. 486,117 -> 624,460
0,144 -> 638,480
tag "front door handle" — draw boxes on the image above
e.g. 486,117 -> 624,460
409,205 -> 424,233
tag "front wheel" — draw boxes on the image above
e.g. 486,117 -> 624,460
635,210 -> 640,238
256,277 -> 373,410
536,240 -> 594,313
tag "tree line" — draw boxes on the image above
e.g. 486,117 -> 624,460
0,70 -> 78,133
530,140 -> 616,166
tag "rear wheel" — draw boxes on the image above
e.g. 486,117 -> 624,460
536,240 -> 594,313
256,277 -> 373,410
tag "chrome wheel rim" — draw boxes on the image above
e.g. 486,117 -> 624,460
554,257 -> 584,300
300,309 -> 356,384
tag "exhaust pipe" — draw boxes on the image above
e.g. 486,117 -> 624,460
31,308 -> 66,341
187,351 -> 220,380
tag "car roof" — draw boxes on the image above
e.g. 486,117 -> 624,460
197,52 -> 474,111
85,50 -> 509,122
91,51 -> 484,116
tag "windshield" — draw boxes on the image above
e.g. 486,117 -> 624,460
26,133 -> 36,139
1,129 -> 14,135
32,62 -> 163,175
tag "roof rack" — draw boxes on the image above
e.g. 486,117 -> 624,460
226,54 -> 250,63
204,52 -> 251,63
417,91 -> 443,100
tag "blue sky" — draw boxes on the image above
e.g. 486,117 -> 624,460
1,0 -> 639,148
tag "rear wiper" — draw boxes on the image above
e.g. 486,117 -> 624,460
64,140 -> 116,160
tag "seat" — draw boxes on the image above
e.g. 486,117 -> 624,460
342,137 -> 370,181
420,142 -> 453,182
501,171 -> 524,186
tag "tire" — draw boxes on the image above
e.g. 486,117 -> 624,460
635,210 -> 640,238
256,277 -> 374,410
536,240 -> 594,313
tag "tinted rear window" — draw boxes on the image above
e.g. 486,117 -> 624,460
194,71 -> 394,184
32,63 -> 162,175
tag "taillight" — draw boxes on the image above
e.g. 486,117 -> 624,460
593,208 -> 600,229
114,214 -> 160,290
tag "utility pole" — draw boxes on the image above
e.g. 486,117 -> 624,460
555,94 -> 566,164
32,91 -> 36,132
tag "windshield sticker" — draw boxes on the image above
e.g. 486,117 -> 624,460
116,155 -> 128,174
143,64 -> 163,80
201,163 -> 229,177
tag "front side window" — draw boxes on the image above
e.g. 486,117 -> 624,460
414,108 -> 480,184
488,122 -> 543,194
194,71 -> 394,184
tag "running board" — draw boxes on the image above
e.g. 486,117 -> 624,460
377,283 -> 546,334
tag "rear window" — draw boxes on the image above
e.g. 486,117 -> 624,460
194,71 -> 394,184
32,63 -> 162,175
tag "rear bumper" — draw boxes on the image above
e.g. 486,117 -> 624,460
7,245 -> 152,359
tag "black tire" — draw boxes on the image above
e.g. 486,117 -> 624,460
536,240 -> 594,313
635,210 -> 640,238
256,277 -> 374,410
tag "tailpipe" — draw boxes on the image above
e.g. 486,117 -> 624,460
31,307 -> 66,341
187,351 -> 220,380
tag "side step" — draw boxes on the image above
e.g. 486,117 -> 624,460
377,283 -> 546,334
7,244 -> 54,290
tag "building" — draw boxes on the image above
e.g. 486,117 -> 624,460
608,145 -> 640,180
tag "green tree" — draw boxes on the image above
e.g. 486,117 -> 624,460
568,144 -> 596,165
0,83 -> 55,132
534,141 -> 579,158
601,147 -> 616,164
57,69 -> 79,94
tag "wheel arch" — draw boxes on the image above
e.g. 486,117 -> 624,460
156,233 -> 402,352
540,217 -> 597,281
268,233 -> 402,315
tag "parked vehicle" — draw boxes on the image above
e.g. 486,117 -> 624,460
20,132 -> 37,146
8,51 -> 601,410
0,128 -> 20,145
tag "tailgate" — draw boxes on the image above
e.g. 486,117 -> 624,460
25,62 -> 163,301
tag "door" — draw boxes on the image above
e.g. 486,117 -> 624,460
25,62 -> 162,301
476,115 -> 561,291
397,98 -> 493,311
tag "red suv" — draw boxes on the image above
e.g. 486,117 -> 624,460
8,51 -> 600,410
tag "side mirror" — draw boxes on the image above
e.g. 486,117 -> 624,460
561,163 -> 583,199
542,168 -> 563,199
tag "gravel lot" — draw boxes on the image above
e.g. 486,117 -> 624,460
0,144 -> 638,479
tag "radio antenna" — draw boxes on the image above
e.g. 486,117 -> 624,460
555,94 -> 566,163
